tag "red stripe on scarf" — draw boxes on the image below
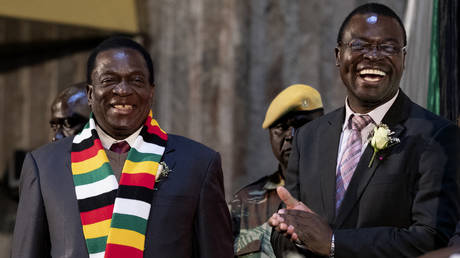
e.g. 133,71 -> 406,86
80,204 -> 114,225
105,243 -> 143,258
71,139 -> 104,162
145,116 -> 168,140
119,173 -> 156,190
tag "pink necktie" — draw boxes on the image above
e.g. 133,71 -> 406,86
109,141 -> 131,154
336,114 -> 373,211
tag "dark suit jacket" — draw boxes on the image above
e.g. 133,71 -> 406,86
449,221 -> 460,247
272,92 -> 460,257
12,134 -> 233,258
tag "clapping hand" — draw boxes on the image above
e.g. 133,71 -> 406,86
268,186 -> 332,256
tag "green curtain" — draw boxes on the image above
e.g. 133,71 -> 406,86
427,0 -> 440,114
438,0 -> 460,123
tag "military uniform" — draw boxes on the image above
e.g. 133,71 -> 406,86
230,171 -> 284,257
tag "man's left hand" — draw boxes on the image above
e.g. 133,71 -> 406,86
280,209 -> 332,256
276,186 -> 333,256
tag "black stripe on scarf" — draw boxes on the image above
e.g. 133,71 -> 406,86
72,129 -> 99,152
140,128 -> 167,147
78,189 -> 118,212
117,185 -> 154,204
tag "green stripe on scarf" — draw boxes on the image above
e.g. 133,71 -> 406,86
86,236 -> 108,253
73,163 -> 112,186
111,213 -> 148,235
128,148 -> 162,163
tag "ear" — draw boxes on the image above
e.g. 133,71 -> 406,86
86,83 -> 93,107
149,84 -> 155,107
402,47 -> 407,70
150,84 -> 155,96
335,47 -> 341,67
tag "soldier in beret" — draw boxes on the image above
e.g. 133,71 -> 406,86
230,84 -> 324,257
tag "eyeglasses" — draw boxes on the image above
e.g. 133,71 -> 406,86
50,114 -> 88,131
340,40 -> 406,56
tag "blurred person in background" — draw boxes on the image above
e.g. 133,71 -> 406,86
50,82 -> 91,141
230,84 -> 323,257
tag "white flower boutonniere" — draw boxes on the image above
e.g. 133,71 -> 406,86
156,161 -> 171,182
368,124 -> 400,167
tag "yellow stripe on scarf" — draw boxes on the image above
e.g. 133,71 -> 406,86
72,150 -> 109,175
82,219 -> 111,238
107,228 -> 145,251
122,160 -> 158,175
149,114 -> 167,135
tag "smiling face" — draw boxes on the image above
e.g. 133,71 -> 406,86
87,48 -> 154,139
335,13 -> 406,113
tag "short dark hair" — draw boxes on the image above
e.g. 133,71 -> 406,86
337,3 -> 407,46
86,36 -> 154,85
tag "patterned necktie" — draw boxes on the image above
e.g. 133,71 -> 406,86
336,114 -> 373,211
109,140 -> 131,154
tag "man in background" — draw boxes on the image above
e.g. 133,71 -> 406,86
230,84 -> 323,257
49,82 -> 91,141
0,83 -> 91,258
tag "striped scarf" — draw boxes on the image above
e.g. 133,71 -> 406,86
71,111 -> 167,258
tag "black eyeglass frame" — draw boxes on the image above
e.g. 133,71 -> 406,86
49,113 -> 88,130
339,39 -> 407,56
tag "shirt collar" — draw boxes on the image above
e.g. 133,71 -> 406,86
263,170 -> 285,190
343,90 -> 399,130
95,124 -> 142,150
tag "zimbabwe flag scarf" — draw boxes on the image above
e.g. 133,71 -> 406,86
71,110 -> 167,258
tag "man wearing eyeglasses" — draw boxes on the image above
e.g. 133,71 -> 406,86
230,84 -> 323,257
50,82 -> 91,142
269,3 -> 459,258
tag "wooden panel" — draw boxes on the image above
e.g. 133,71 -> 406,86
0,17 -> 103,179
0,0 -> 138,33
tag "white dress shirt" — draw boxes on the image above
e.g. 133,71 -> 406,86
95,124 -> 142,150
336,91 -> 399,170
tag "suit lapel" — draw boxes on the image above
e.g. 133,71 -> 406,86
65,140 -> 72,172
155,136 -> 176,191
319,108 -> 345,223
161,139 -> 176,170
65,151 -> 72,171
334,91 -> 410,228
